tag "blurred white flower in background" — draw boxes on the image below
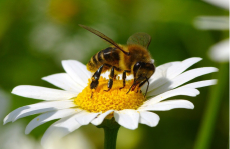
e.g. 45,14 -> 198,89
0,89 -> 39,149
43,130 -> 96,149
1,123 -> 95,149
0,123 -> 41,149
194,0 -> 229,63
0,89 -> 10,120
208,39 -> 229,62
202,0 -> 229,10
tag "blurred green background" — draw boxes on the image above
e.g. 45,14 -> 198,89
0,0 -> 228,149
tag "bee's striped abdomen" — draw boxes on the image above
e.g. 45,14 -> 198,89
86,47 -> 120,72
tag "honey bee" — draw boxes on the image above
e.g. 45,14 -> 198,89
79,24 -> 155,96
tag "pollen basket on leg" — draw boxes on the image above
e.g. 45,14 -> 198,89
74,77 -> 145,113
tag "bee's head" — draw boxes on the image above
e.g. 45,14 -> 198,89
128,62 -> 155,92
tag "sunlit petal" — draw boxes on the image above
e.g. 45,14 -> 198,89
4,100 -> 75,124
139,111 -> 159,127
42,73 -> 83,92
144,87 -> 199,106
12,85 -> 78,100
114,110 -> 139,130
62,60 -> 91,88
182,79 -> 217,88
139,100 -> 194,111
25,109 -> 78,134
149,67 -> 218,95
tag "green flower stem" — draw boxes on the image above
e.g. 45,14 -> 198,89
103,126 -> 120,149
194,63 -> 228,149
97,118 -> 120,149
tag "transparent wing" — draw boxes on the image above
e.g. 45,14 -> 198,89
127,32 -> 151,49
79,24 -> 129,55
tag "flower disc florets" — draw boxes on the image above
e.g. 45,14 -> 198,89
74,77 -> 146,113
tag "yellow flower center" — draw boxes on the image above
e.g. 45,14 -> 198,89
74,77 -> 146,113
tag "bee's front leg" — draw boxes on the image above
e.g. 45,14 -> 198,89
119,70 -> 129,90
104,66 -> 115,92
90,64 -> 105,89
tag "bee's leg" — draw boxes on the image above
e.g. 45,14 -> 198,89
104,66 -> 115,92
119,70 -> 129,89
138,78 -> 149,97
90,64 -> 105,89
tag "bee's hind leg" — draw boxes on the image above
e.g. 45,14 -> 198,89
104,66 -> 115,92
119,70 -> 129,90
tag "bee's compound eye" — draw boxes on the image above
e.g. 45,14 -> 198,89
133,62 -> 145,73
133,62 -> 140,73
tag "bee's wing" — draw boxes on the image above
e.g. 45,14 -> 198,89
79,24 -> 129,55
127,32 -> 151,49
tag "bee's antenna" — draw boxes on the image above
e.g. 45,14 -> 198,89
79,24 -> 130,56
126,84 -> 134,94
144,78 -> 149,97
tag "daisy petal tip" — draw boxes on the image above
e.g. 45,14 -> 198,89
188,88 -> 200,97
194,88 -> 200,96
41,76 -> 48,81
180,100 -> 194,109
114,110 -> 139,130
211,67 -> 219,72
187,102 -> 194,109
61,60 -> 72,67
213,79 -> 218,84
3,115 -> 11,125
61,60 -> 69,63
189,57 -> 202,62
139,111 -> 160,127
25,128 -> 30,135
3,119 -> 8,125
11,86 -> 21,94
128,125 -> 138,130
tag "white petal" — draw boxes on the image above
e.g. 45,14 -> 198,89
149,67 -> 218,95
12,85 -> 78,100
143,57 -> 201,92
62,60 -> 91,88
140,100 -> 194,111
41,114 -> 82,148
114,110 -> 139,130
3,100 -> 75,124
182,79 -> 217,88
142,62 -> 178,92
75,111 -> 99,125
143,87 -> 199,106
139,111 -> 159,127
166,57 -> 202,79
25,109 -> 78,134
91,110 -> 114,125
42,73 -> 83,92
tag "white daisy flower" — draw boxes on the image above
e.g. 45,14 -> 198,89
3,57 -> 217,145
